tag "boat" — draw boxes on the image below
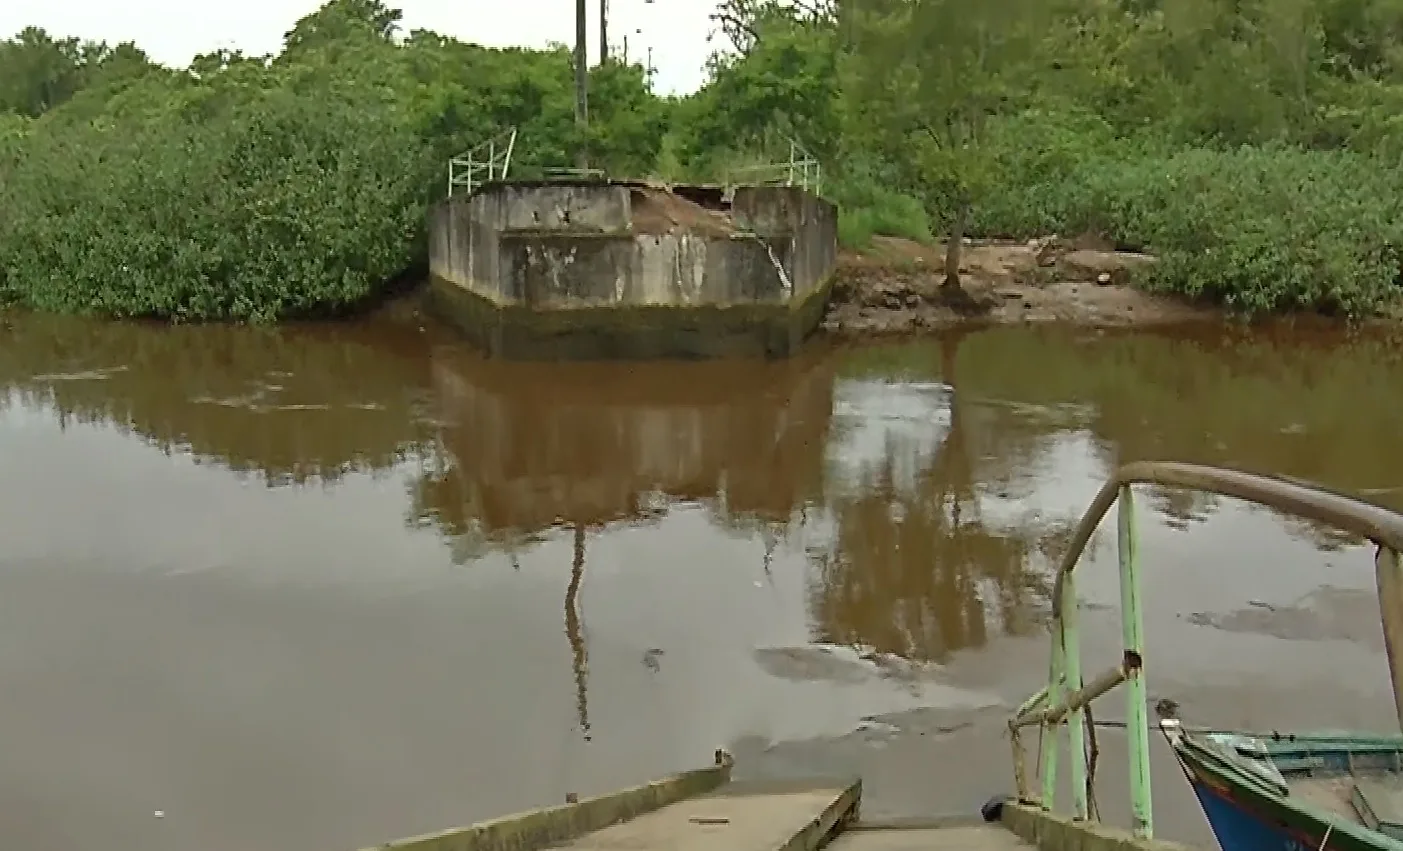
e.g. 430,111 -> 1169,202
1169,729 -> 1403,851
1004,461 -> 1403,851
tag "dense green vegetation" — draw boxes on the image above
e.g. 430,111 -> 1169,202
5,0 -> 1403,319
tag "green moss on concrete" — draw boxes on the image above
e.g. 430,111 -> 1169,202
427,271 -> 835,361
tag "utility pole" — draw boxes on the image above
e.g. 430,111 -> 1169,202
600,0 -> 609,64
574,0 -> 589,170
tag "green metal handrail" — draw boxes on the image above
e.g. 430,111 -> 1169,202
1009,461 -> 1403,839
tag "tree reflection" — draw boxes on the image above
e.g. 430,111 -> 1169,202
1146,486 -> 1220,532
565,522 -> 590,741
0,313 -> 437,485
950,326 -> 1403,550
810,333 -> 1055,662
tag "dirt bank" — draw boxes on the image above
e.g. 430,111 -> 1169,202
824,235 -> 1217,337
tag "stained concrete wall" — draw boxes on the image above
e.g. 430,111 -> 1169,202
427,185 -> 640,305
731,186 -> 839,304
426,180 -> 839,359
479,183 -> 632,233
429,196 -> 504,302
497,233 -> 792,308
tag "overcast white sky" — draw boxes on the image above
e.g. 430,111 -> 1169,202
0,0 -> 719,95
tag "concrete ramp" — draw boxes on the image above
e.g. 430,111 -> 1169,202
830,824 -> 1033,851
361,754 -> 1185,851
559,779 -> 859,851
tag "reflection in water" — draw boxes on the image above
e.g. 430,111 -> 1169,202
412,345 -> 1058,659
415,350 -> 833,561
811,334 -> 1057,661
0,314 -> 441,484
952,325 -> 1403,547
567,523 -> 590,741
2,317 -> 1400,657
4,314 -> 1403,849
2,317 -> 1401,647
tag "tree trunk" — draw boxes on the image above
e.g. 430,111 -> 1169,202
943,201 -> 969,292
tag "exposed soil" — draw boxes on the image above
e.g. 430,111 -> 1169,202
624,201 -> 1224,332
824,235 -> 1218,337
629,186 -> 737,238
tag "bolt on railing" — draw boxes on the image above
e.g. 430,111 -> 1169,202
1009,462 -> 1403,840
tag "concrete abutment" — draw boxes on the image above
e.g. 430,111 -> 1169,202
426,180 -> 838,360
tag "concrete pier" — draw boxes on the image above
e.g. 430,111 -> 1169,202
426,180 -> 838,359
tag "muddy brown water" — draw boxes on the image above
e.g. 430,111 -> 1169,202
2,312 -> 1402,851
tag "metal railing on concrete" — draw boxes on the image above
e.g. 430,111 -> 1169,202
447,127 -> 518,198
1008,461 -> 1403,838
726,136 -> 822,194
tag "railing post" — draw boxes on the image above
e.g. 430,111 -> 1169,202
1375,546 -> 1403,733
1039,633 -> 1064,809
1062,569 -> 1089,820
503,129 -> 517,180
1118,485 -> 1153,838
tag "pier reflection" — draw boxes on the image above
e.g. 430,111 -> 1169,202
416,349 -> 839,736
415,350 -> 836,558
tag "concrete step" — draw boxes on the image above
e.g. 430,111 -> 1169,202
553,778 -> 859,851
828,824 -> 1034,851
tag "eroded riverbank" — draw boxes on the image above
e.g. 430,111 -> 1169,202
824,236 -> 1243,334
1,315 -> 1401,850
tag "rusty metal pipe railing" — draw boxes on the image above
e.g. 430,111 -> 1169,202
1015,664 -> 1127,729
1051,461 -> 1403,616
1012,460 -> 1403,840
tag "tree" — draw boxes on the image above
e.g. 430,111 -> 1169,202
0,28 -> 83,117
0,0 -> 669,321
0,28 -> 156,118
282,0 -> 402,55
11,0 -> 1403,321
845,0 -> 1048,294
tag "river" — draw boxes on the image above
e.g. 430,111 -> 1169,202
0,312 -> 1400,851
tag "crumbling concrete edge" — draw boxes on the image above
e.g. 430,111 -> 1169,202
365,750 -> 735,851
776,779 -> 862,851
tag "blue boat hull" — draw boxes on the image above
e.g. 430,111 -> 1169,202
1189,774 -> 1332,851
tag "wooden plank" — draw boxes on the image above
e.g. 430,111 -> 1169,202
558,779 -> 859,851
